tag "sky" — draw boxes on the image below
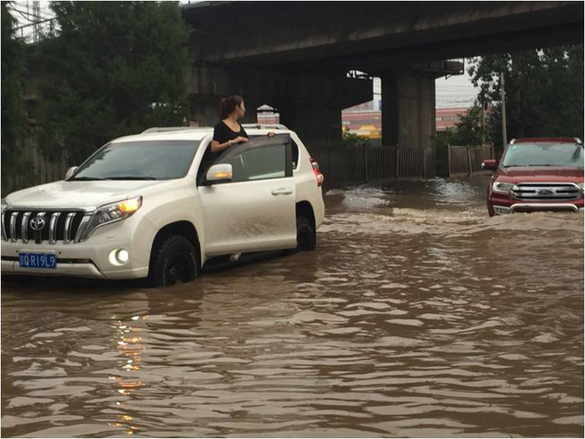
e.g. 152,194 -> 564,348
436,70 -> 478,109
10,1 -> 480,109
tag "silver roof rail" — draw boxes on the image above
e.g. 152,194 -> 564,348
141,127 -> 209,134
241,123 -> 289,130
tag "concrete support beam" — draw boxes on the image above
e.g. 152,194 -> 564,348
187,63 -> 372,146
381,69 -> 437,177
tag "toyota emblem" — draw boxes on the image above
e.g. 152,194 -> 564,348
30,216 -> 46,231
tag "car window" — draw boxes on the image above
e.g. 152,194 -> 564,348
248,134 -> 298,169
291,140 -> 299,169
212,135 -> 291,183
71,141 -> 200,181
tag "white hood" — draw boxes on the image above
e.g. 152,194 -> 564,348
5,180 -> 164,209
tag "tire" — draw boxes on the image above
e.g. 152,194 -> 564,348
149,235 -> 200,287
296,216 -> 316,251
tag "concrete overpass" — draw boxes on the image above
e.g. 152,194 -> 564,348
182,1 -> 584,176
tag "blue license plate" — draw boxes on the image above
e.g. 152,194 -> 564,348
19,252 -> 57,269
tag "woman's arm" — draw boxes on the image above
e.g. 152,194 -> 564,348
211,136 -> 249,153
211,139 -> 232,153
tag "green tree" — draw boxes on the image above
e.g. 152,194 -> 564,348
468,45 -> 584,151
34,1 -> 190,164
1,2 -> 28,190
342,128 -> 368,148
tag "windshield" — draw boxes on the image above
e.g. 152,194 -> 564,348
71,140 -> 200,181
502,143 -> 584,168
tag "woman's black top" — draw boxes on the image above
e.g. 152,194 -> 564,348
206,121 -> 249,162
199,121 -> 249,181
213,120 -> 248,145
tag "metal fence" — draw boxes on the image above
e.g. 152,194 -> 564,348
3,143 -> 430,195
2,139 -> 69,196
311,146 -> 428,185
448,145 -> 494,177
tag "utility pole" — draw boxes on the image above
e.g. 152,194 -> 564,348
481,102 -> 486,146
500,72 -> 508,147
32,1 -> 41,43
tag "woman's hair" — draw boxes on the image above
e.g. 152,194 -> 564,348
219,95 -> 244,119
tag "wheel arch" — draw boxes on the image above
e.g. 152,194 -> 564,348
149,221 -> 202,272
296,200 -> 315,230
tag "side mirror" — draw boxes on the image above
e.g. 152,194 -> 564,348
205,164 -> 233,184
65,166 -> 79,179
482,159 -> 498,171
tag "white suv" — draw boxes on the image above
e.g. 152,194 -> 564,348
1,125 -> 325,286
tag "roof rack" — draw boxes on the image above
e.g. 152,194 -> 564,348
141,127 -> 210,134
241,123 -> 289,130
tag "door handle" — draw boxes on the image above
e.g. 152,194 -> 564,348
271,187 -> 293,196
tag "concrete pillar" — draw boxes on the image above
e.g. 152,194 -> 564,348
277,101 -> 342,149
381,70 -> 437,176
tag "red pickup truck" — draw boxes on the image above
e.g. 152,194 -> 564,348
483,138 -> 584,216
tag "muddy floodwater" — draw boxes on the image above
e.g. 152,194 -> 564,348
2,177 -> 583,438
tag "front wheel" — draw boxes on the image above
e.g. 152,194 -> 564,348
149,235 -> 199,287
296,216 -> 316,251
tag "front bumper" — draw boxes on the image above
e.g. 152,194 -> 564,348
1,213 -> 157,280
489,192 -> 584,215
493,203 -> 584,215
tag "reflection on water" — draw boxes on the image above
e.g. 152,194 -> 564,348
2,177 -> 583,437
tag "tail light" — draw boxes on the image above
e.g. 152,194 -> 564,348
310,157 -> 324,187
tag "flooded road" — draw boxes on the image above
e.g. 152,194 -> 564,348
2,177 -> 583,437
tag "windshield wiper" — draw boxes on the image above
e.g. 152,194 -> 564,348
69,177 -> 107,181
105,176 -> 158,180
504,164 -> 554,168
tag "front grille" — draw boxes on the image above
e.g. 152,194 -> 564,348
2,210 -> 87,244
511,183 -> 582,201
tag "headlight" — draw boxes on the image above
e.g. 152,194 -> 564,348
492,181 -> 515,194
79,196 -> 142,241
1,199 -> 6,241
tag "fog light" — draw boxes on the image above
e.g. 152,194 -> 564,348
493,205 -> 511,215
109,249 -> 130,266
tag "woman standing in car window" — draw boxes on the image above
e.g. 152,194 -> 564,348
201,95 -> 276,173
210,95 -> 250,160
199,95 -> 250,180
